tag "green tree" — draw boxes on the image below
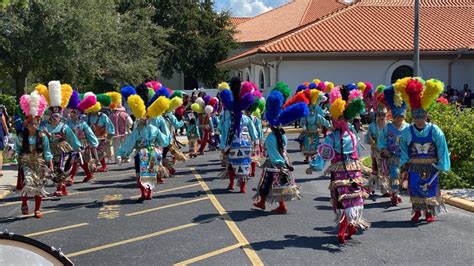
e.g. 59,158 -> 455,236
0,0 -> 168,97
146,0 -> 236,87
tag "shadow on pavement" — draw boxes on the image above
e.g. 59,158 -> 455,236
249,234 -> 342,253
154,191 -> 206,200
370,220 -> 419,229
43,200 -> 101,211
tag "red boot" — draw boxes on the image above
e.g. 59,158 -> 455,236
338,217 -> 349,244
239,181 -> 247,193
34,196 -> 42,218
249,162 -> 256,177
253,195 -> 266,210
67,162 -> 79,186
53,185 -> 63,197
168,166 -> 176,175
137,177 -> 147,203
411,211 -> 422,223
97,158 -> 108,172
346,224 -> 358,239
61,184 -> 68,196
21,196 -> 29,215
390,193 -> 401,206
145,188 -> 152,200
271,201 -> 288,214
426,212 -> 435,223
81,163 -> 94,183
228,170 -> 235,190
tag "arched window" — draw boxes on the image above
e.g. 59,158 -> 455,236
246,72 -> 250,82
259,70 -> 265,89
391,65 -> 413,84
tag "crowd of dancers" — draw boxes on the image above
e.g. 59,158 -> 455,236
14,76 -> 450,244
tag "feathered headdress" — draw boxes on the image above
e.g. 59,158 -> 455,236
68,90 -> 81,110
328,85 -> 365,121
265,86 -> 309,127
19,91 -> 48,123
394,77 -> 443,117
106,92 -> 122,109
96,94 -> 112,109
372,85 -> 388,116
81,92 -> 101,114
218,82 -> 230,91
383,86 -> 407,117
35,81 -> 73,113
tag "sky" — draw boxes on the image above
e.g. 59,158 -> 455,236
214,0 -> 289,17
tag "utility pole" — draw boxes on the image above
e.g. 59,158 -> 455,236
413,0 -> 420,76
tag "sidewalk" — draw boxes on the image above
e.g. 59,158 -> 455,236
0,164 -> 18,199
361,156 -> 474,213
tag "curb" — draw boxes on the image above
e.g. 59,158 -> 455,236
442,193 -> 474,212
360,156 -> 474,213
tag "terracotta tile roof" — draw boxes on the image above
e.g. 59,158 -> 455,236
234,0 -> 346,43
222,0 -> 473,64
229,17 -> 252,26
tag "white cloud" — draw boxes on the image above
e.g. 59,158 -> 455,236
229,0 -> 273,17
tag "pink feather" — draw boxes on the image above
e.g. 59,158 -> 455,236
348,89 -> 363,103
329,86 -> 342,104
363,82 -> 373,98
240,82 -> 253,97
317,81 -> 326,91
78,96 -> 97,112
37,96 -> 48,117
20,95 -> 30,116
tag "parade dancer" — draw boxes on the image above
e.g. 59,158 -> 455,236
17,91 -> 52,218
253,84 -> 308,214
196,96 -> 214,155
378,86 -> 409,205
36,81 -> 81,197
217,82 -> 232,167
207,97 -> 221,151
65,91 -> 99,184
146,85 -> 173,177
118,94 -> 170,202
308,85 -> 370,244
186,117 -> 200,158
163,94 -> 187,166
107,91 -> 133,164
219,77 -> 257,193
365,85 -> 390,198
247,97 -> 264,177
298,89 -> 330,163
396,78 -> 450,223
85,93 -> 115,172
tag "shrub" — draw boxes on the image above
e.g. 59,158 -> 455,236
0,94 -> 16,117
429,104 -> 474,188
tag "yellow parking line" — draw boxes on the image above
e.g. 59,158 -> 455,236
20,210 -> 58,218
174,243 -> 243,266
191,168 -> 263,266
125,197 -> 210,217
129,183 -> 201,199
25,223 -> 89,237
67,222 -> 199,258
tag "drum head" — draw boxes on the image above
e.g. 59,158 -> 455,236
0,231 -> 73,265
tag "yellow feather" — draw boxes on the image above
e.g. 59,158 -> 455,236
310,89 -> 320,105
127,95 -> 146,119
325,82 -> 334,93
218,82 -> 230,91
106,92 -> 122,109
330,98 -> 346,119
35,84 -> 50,104
393,77 -> 411,108
168,97 -> 183,112
421,79 -> 444,111
312,79 -> 321,85
60,84 -> 73,108
147,96 -> 170,118
191,103 -> 203,114
84,102 -> 101,114
357,82 -> 366,93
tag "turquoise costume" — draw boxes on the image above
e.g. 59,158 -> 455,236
300,107 -> 330,157
378,122 -> 409,192
399,123 -> 450,215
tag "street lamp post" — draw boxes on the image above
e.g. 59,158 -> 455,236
413,0 -> 420,77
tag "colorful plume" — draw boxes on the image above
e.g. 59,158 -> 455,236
127,95 -> 146,119
421,79 -> 444,111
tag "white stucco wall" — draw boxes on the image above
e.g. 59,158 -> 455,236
157,72 -> 184,90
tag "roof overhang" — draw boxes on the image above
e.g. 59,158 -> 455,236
219,50 -> 474,69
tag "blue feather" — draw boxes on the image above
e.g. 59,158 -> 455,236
120,85 -> 136,100
220,89 -> 234,110
265,90 -> 284,127
296,85 -> 306,93
384,86 -> 407,117
149,87 -> 171,106
279,102 -> 309,126
308,83 -> 317,89
239,92 -> 254,111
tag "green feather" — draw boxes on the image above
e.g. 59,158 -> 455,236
344,98 -> 365,120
